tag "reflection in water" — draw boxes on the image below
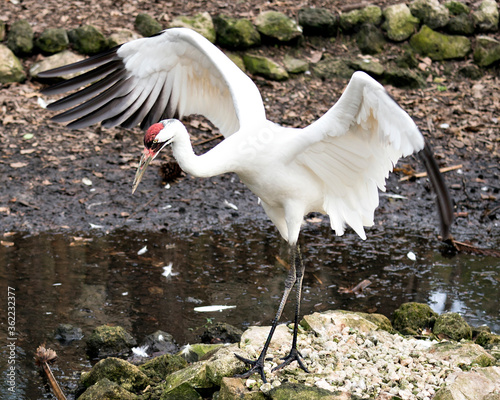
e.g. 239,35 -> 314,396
0,223 -> 498,399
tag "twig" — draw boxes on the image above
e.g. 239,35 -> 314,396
399,164 -> 462,181
193,134 -> 223,146
35,345 -> 67,400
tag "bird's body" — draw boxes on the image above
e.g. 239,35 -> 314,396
39,27 -> 453,382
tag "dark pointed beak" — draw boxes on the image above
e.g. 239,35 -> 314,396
132,150 -> 154,194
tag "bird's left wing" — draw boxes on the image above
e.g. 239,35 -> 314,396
39,28 -> 266,137
295,71 -> 452,239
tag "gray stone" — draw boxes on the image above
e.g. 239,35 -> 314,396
473,35 -> 500,67
35,28 -> 69,54
214,15 -> 261,49
434,367 -> 500,400
433,312 -> 472,341
178,343 -> 223,363
142,330 -> 179,355
446,13 -> 476,35
255,11 -> 302,42
30,50 -> 84,79
268,382 -> 339,399
301,310 -> 378,338
298,8 -> 338,37
134,13 -> 162,37
0,44 -> 26,83
78,378 -> 138,400
472,0 -> 499,33
312,57 -> 354,80
243,54 -> 289,81
339,5 -> 383,32
170,12 -> 216,43
107,29 -> 141,47
140,353 -> 188,384
86,325 -> 137,359
430,342 -> 496,368
356,23 -> 386,54
383,67 -> 425,88
392,302 -> 438,335
410,25 -> 471,60
54,323 -> 84,343
382,4 -> 420,42
348,58 -> 385,76
0,21 -> 5,41
445,1 -> 471,15
6,19 -> 33,56
217,377 -> 266,400
283,55 -> 309,74
68,25 -> 108,55
410,0 -> 450,29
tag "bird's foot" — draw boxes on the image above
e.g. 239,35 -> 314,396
234,353 -> 269,383
272,347 -> 309,373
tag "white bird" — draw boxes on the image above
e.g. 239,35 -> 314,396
39,28 -> 453,382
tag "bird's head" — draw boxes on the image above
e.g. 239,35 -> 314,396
132,119 -> 180,194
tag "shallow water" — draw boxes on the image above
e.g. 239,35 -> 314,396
0,223 -> 499,399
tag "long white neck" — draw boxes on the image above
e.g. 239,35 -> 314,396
170,125 -> 230,178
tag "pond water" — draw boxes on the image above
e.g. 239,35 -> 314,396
0,223 -> 499,399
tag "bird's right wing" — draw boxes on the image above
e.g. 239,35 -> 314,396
39,28 -> 266,136
294,72 -> 452,240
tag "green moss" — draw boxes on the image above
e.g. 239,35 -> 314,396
434,313 -> 472,341
410,25 -> 471,61
392,302 -> 438,335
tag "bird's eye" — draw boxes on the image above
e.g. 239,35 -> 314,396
153,139 -> 158,143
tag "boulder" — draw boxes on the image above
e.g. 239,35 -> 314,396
383,67 -> 425,89
139,353 -> 188,383
472,0 -> 499,33
473,35 -> 500,67
35,28 -> 69,54
6,19 -> 33,56
107,29 -> 141,47
312,57 -> 354,80
134,13 -> 162,37
301,310 -> 378,338
410,0 -> 450,29
445,1 -> 471,15
54,323 -> 84,343
446,13 -> 476,35
434,366 -> 500,400
30,50 -> 84,79
348,58 -> 385,76
268,382 -> 339,399
0,44 -> 26,83
0,21 -> 5,41
298,8 -> 338,37
356,23 -> 386,54
382,4 -> 420,42
339,5 -> 383,32
410,25 -> 471,60
226,53 -> 246,71
430,342 -> 496,367
213,15 -> 261,49
433,312 -> 472,341
170,12 -> 216,43
255,11 -> 302,42
392,302 -> 438,335
86,325 -> 137,359
216,377 -> 266,400
68,25 -> 108,55
141,330 -> 179,355
178,343 -> 224,363
283,55 -> 309,74
242,54 -> 288,81
77,378 -> 138,400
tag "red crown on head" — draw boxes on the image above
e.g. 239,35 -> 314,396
144,122 -> 164,147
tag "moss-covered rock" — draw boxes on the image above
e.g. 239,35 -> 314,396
170,12 -> 216,43
35,28 -> 68,54
298,8 -> 338,37
214,15 -> 261,49
430,342 -> 496,368
383,67 -> 425,89
474,35 -> 500,67
255,11 -> 302,42
410,25 -> 471,60
409,0 -> 450,29
86,325 -> 137,359
68,25 -> 108,55
107,29 -> 141,47
311,57 -> 354,80
140,353 -> 188,383
475,330 -> 500,347
446,13 -> 476,35
355,312 -> 393,332
0,21 -> 5,41
356,23 -> 386,54
178,343 -> 224,363
0,44 -> 26,83
283,55 -> 309,74
6,19 -> 33,56
78,378 -> 138,400
445,1 -> 471,15
268,382 -> 339,399
392,302 -> 438,335
134,13 -> 162,37
433,312 -> 472,341
472,0 -> 499,33
382,4 -> 420,42
243,54 -> 288,81
161,382 -> 203,400
339,5 -> 383,32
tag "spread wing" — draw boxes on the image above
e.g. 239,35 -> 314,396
39,28 -> 266,136
296,71 -> 452,239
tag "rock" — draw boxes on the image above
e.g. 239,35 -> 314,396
226,53 -> 246,71
396,51 -> 419,69
78,378 -> 138,400
268,382 -> 338,399
356,23 -> 386,54
242,54 -> 288,81
140,353 -> 188,383
311,57 -> 354,80
301,310 -> 378,338
433,312 -> 472,341
134,13 -> 162,37
68,25 -> 108,55
445,1 -> 471,15
35,28 -> 68,54
161,382 -> 203,400
339,5 -> 383,32
410,25 -> 471,60
255,11 -> 302,43
434,366 -> 500,400
142,330 -> 179,355
459,64 -> 483,79
86,325 -> 137,359
0,44 -> 26,83
178,343 -> 224,363
163,360 -> 214,394
430,342 -> 496,367
475,330 -> 500,347
383,67 -> 425,88
409,0 -> 450,29
355,312 -> 393,332
54,323 -> 84,343
107,29 -> 141,47
348,58 -> 385,77
298,8 -> 338,37
80,357 -> 150,393
446,13 -> 476,35
205,344 -> 246,386
0,21 -> 5,41
239,324 -> 292,355
283,55 -> 309,74
6,19 -> 34,56
382,4 -> 420,42
216,377 -> 266,400
474,35 -> 500,67
213,15 -> 261,49
392,302 -> 438,335
170,12 -> 216,43
201,322 -> 243,344
30,50 -> 84,79
472,0 -> 499,33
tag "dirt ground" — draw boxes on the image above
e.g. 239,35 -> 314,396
1,0 -> 499,251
